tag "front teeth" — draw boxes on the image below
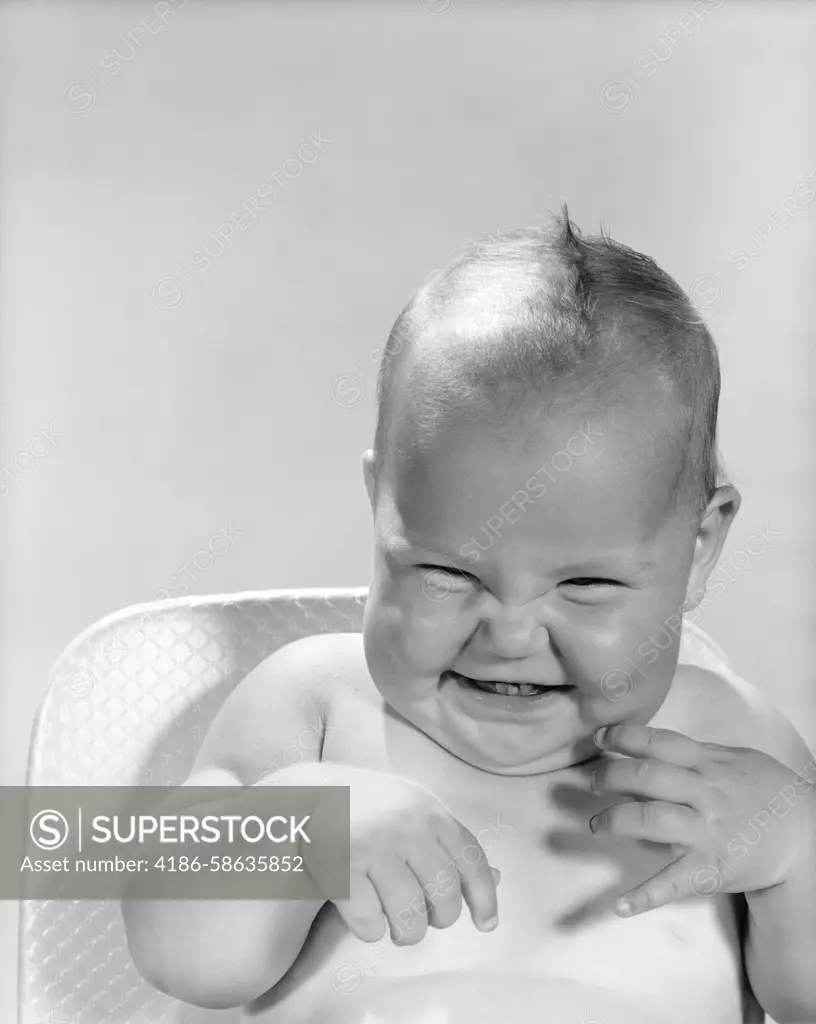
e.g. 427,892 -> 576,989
491,682 -> 539,696
452,673 -> 550,697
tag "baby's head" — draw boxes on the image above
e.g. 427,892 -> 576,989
361,209 -> 739,775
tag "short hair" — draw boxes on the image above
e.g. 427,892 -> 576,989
373,207 -> 724,521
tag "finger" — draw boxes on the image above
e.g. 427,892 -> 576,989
591,757 -> 706,809
334,867 -> 386,942
590,799 -> 705,845
614,852 -> 709,917
438,827 -> 498,932
406,846 -> 463,930
595,723 -> 704,769
367,854 -> 428,946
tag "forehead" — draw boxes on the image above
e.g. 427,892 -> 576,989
384,400 -> 682,562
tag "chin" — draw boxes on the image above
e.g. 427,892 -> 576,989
429,724 -> 589,776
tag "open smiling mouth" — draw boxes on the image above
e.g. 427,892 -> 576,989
443,671 -> 574,699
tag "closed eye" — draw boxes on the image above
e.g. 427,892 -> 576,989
416,563 -> 474,579
563,578 -> 621,587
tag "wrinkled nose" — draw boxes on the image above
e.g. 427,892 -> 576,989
480,604 -> 550,660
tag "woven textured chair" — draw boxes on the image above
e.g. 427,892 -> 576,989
20,590 -> 765,1024
19,588 -> 367,1024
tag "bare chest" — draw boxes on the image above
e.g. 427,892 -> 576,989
310,690 -> 747,1018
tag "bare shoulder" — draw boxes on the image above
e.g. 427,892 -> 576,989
667,663 -> 814,771
220,630 -> 365,717
254,630 -> 367,692
191,631 -> 366,782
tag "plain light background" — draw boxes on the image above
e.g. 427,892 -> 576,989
1,1 -> 814,1020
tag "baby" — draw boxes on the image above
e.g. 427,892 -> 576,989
124,211 -> 816,1024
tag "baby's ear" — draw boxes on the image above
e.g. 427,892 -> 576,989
684,485 -> 741,610
361,449 -> 377,511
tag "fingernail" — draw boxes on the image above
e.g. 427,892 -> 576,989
589,815 -> 599,833
594,727 -> 608,747
481,915 -> 498,931
616,897 -> 635,917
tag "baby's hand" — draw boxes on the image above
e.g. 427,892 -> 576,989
589,724 -> 816,917
323,766 -> 500,945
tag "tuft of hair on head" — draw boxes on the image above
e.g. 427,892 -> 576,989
372,203 -> 726,522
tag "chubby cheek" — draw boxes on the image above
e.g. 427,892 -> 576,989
581,627 -> 679,726
562,596 -> 680,721
363,578 -> 469,685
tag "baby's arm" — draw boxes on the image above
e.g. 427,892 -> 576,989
740,704 -> 816,1024
591,666 -> 816,1023
122,634 -> 340,1009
